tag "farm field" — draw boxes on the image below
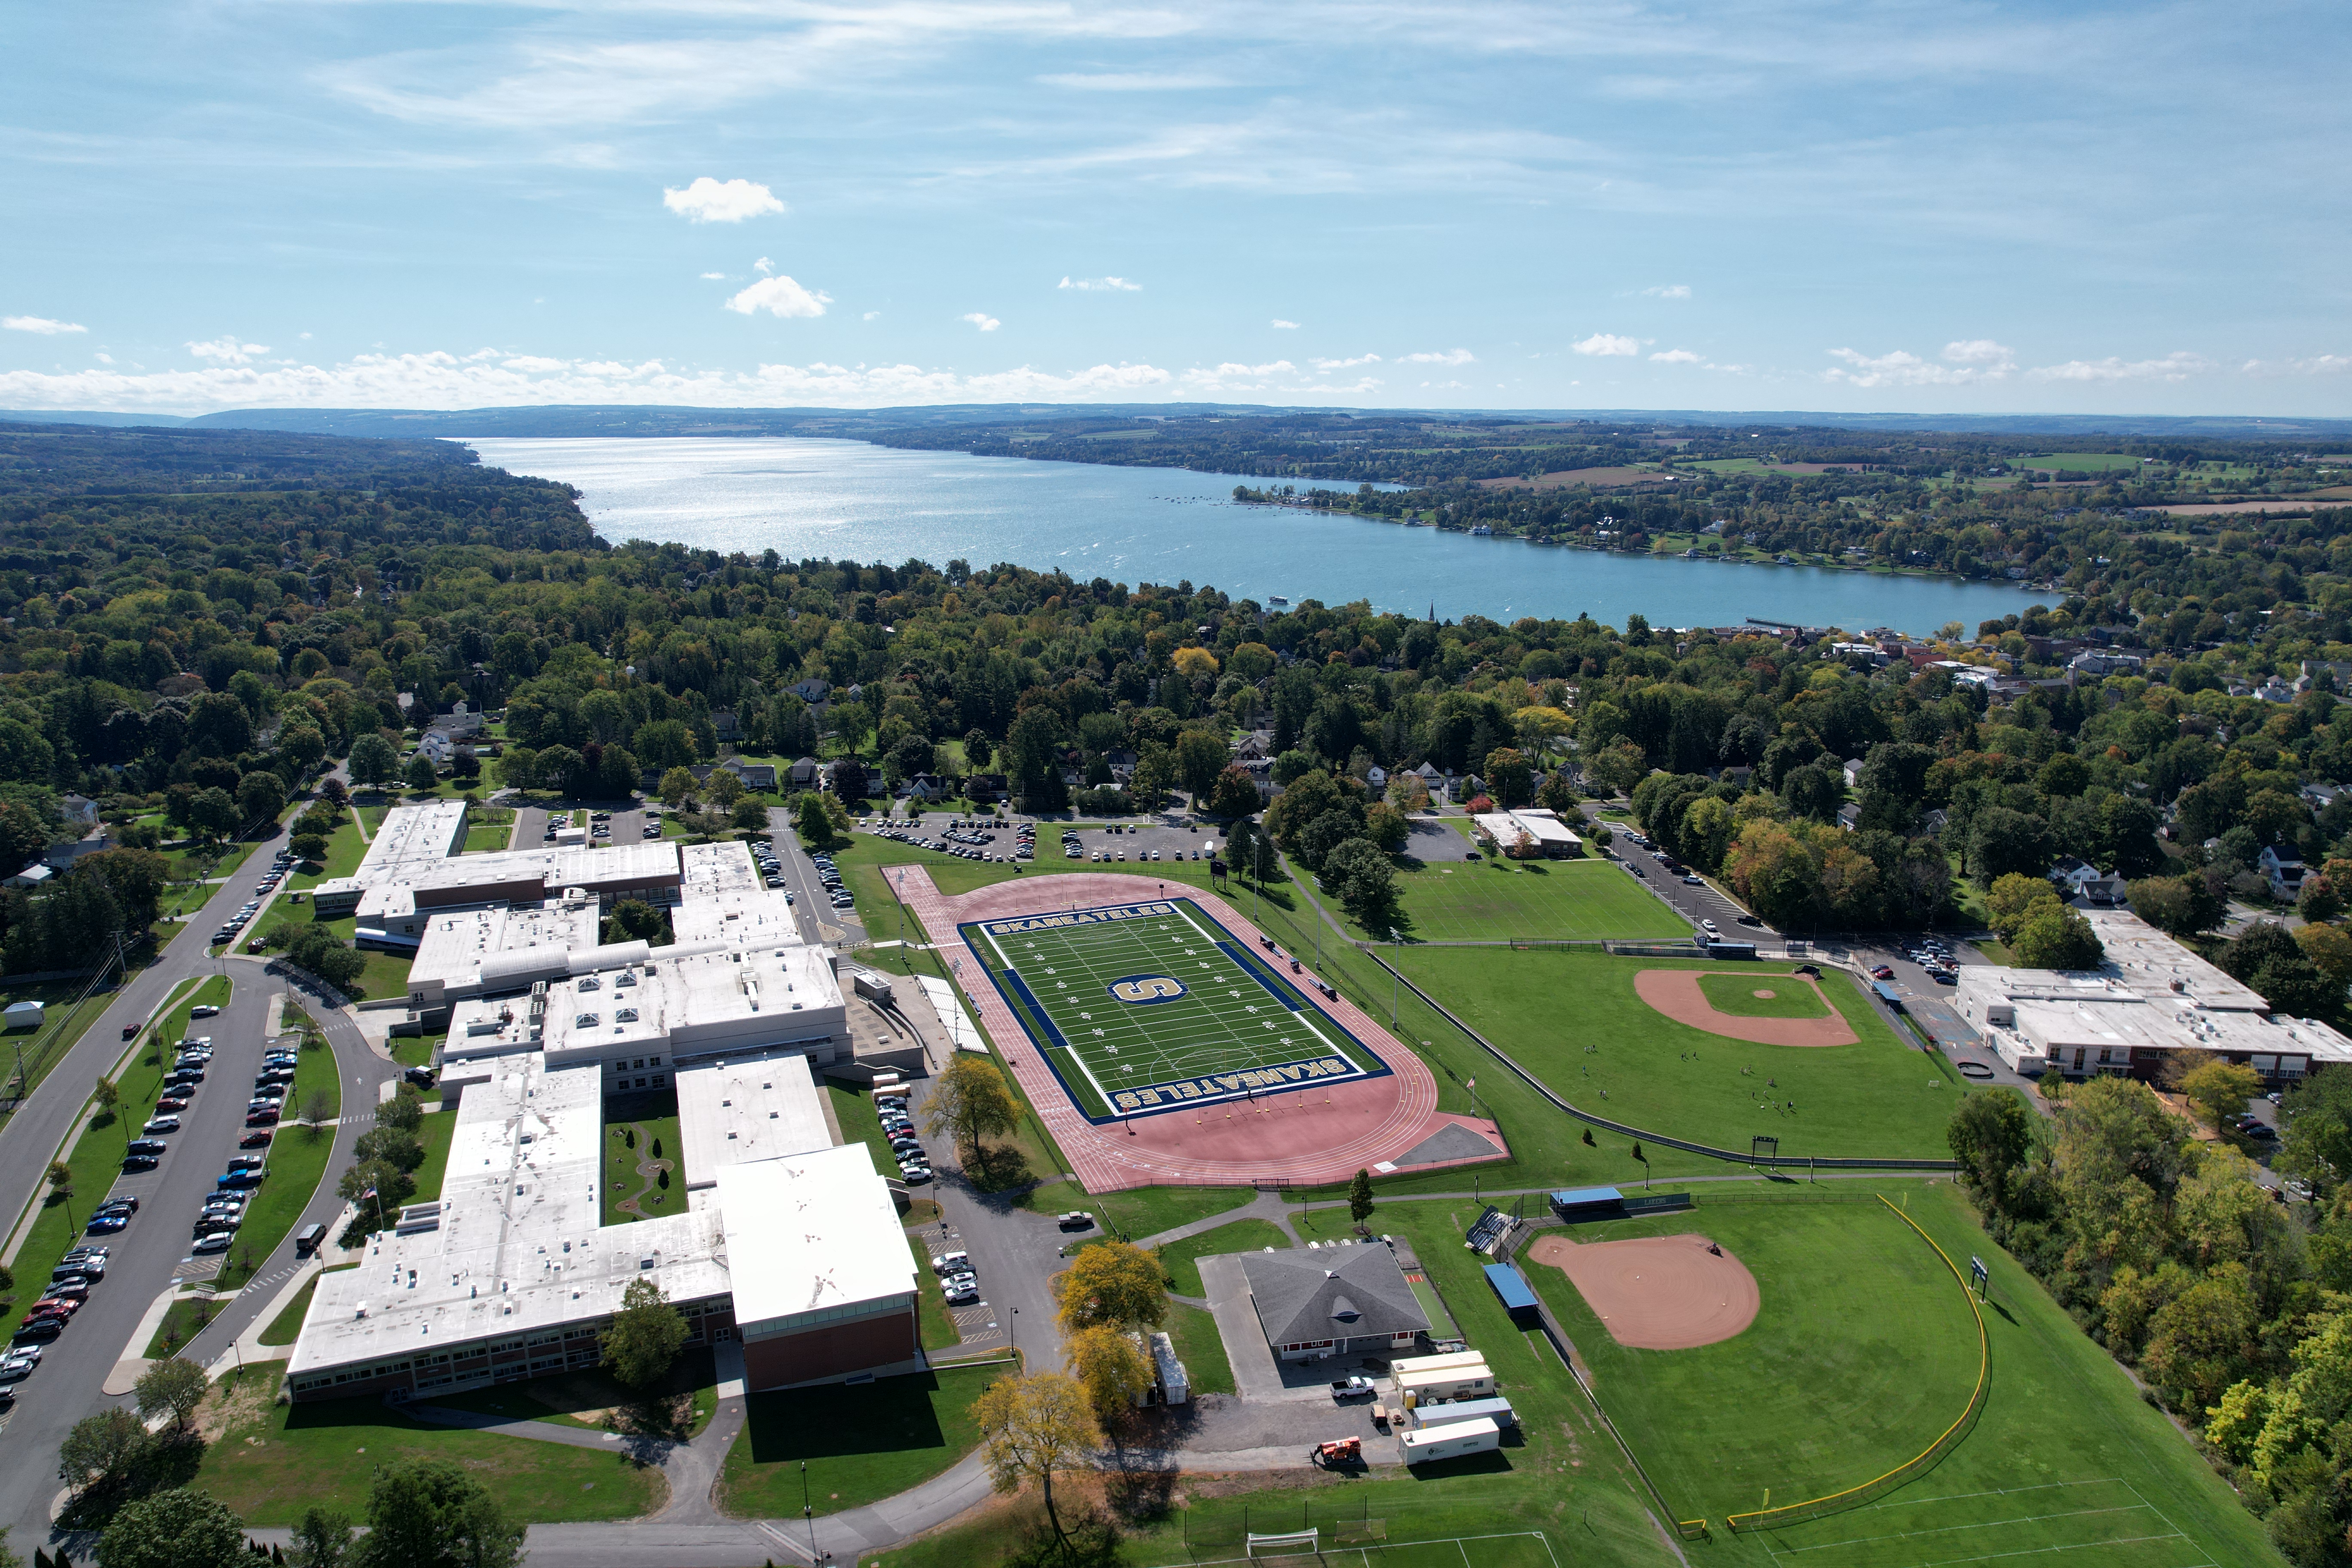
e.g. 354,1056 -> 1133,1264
1392,948 -> 1956,1161
1375,857 -> 1691,943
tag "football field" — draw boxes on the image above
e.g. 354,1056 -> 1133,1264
961,897 -> 1390,1123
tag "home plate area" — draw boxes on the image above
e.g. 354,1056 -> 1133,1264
916,870 -> 1509,1190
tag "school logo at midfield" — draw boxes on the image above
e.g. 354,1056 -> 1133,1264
1108,974 -> 1188,1005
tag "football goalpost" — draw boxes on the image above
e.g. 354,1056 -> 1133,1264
1246,1529 -> 1321,1559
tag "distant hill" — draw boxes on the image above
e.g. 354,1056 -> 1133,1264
10,403 -> 2346,441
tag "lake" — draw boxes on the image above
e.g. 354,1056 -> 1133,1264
460,436 -> 2046,636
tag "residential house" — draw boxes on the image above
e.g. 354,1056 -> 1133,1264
712,710 -> 742,744
789,678 -> 833,704
59,795 -> 99,830
1835,802 -> 1862,832
787,757 -> 825,792
1841,757 -> 1867,790
720,759 -> 777,792
1232,729 -> 1275,762
965,774 -> 1009,804
2260,846 -> 2307,900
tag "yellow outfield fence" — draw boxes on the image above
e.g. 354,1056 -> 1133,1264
1725,1194 -> 1991,1535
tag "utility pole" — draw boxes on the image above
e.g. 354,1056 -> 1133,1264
1389,930 -> 1401,1026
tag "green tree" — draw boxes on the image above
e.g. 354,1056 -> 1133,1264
2178,1059 -> 2261,1132
1174,730 -> 1230,806
923,1055 -> 1021,1161
1206,766 -> 1262,821
1348,1168 -> 1375,1224
793,790 -> 836,848
1320,837 -> 1399,930
347,733 -> 398,788
237,770 -> 287,825
1947,1089 -> 2034,1209
600,1276 -> 690,1390
659,766 -> 698,807
288,1506 -> 355,1568
1483,747 -> 1533,808
973,1372 -> 1100,1545
2128,874 -> 2222,937
355,1458 -> 524,1568
58,1407 -> 147,1504
2281,1067 -> 2352,1194
404,754 -> 439,793
731,796 -> 770,833
97,1488 -> 247,1568
1985,872 -> 2052,939
2011,900 -> 2103,969
132,1357 -> 207,1432
189,787 -> 240,840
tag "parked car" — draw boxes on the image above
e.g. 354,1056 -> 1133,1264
191,1232 -> 233,1255
120,1153 -> 159,1173
1330,1376 -> 1375,1399
943,1282 -> 980,1304
12,1321 -> 62,1346
1057,1211 -> 1096,1231
85,1213 -> 130,1235
190,1004 -> 220,1018
239,1130 -> 274,1149
404,1066 -> 436,1089
142,1116 -> 180,1135
930,1251 -> 971,1275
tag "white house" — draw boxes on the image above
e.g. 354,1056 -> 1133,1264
2260,846 -> 2307,900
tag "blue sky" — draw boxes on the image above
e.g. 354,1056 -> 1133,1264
4,0 -> 2348,416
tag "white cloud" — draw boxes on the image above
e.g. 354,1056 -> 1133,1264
962,312 -> 1001,331
661,177 -> 784,224
1270,319 -> 1299,330
1035,72 -> 1231,91
501,355 -> 568,372
724,276 -> 831,318
753,257 -> 774,275
699,271 -> 727,280
1650,348 -> 1701,364
863,310 -> 882,321
1311,353 -> 1382,370
1572,334 -> 1639,357
187,336 -> 269,364
1943,338 -> 2015,365
1400,348 -> 1475,364
2027,352 -> 2212,383
5,315 -> 86,335
94,352 -> 113,364
1058,276 -> 1142,291
2242,354 -> 2352,376
1642,285 -> 1692,299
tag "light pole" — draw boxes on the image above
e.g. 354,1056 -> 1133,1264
801,1461 -> 821,1561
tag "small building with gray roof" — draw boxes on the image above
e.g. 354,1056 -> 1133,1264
1237,1239 -> 1429,1361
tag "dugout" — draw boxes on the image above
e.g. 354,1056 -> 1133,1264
1548,1186 -> 1626,1223
1705,941 -> 1758,959
1481,1263 -> 1541,1327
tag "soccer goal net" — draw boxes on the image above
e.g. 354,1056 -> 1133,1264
1246,1530 -> 1320,1559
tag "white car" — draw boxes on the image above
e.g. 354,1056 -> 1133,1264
190,1004 -> 220,1019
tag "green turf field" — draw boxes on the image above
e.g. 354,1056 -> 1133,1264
1394,949 -> 1955,1159
1697,971 -> 1829,1019
964,897 -> 1388,1121
1373,857 -> 1693,943
1522,1185 -> 2277,1565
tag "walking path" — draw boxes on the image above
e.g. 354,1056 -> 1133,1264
1132,1188 -> 1300,1251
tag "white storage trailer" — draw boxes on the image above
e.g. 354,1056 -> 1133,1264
2,1001 -> 43,1030
1412,1395 -> 1515,1431
1401,1416 -> 1500,1464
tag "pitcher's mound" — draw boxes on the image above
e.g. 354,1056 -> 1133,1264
1526,1231 -> 1759,1350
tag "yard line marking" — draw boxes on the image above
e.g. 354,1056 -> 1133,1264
1776,1505 -> 2157,1554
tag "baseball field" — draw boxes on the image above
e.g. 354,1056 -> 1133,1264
1521,1184 -> 2276,1565
1393,947 -> 1957,1160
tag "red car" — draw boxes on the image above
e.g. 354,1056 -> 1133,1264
155,1095 -> 190,1113
28,1297 -> 81,1321
121,1025 -> 138,1040
1870,965 -> 1896,980
245,1109 -> 280,1127
238,1129 -> 274,1148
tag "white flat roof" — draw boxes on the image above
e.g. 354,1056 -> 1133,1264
675,1048 -> 835,1187
715,1145 -> 914,1339
2080,909 -> 2268,1011
289,1051 -> 731,1380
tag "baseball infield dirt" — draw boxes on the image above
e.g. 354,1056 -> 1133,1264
1633,969 -> 1859,1047
1527,1231 -> 1761,1351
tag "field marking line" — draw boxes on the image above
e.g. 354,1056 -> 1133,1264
1774,1504 -> 2162,1555
2116,1481 -> 2209,1567
1855,1480 -> 2124,1514
1875,1535 -> 2206,1568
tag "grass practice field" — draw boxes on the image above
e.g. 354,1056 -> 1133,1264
962,897 -> 1389,1122
1522,1185 -> 2274,1565
1395,949 -> 1955,1160
1365,857 -> 1691,943
1697,971 -> 1831,1019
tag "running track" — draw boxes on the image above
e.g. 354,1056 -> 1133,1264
895,869 -> 1508,1192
